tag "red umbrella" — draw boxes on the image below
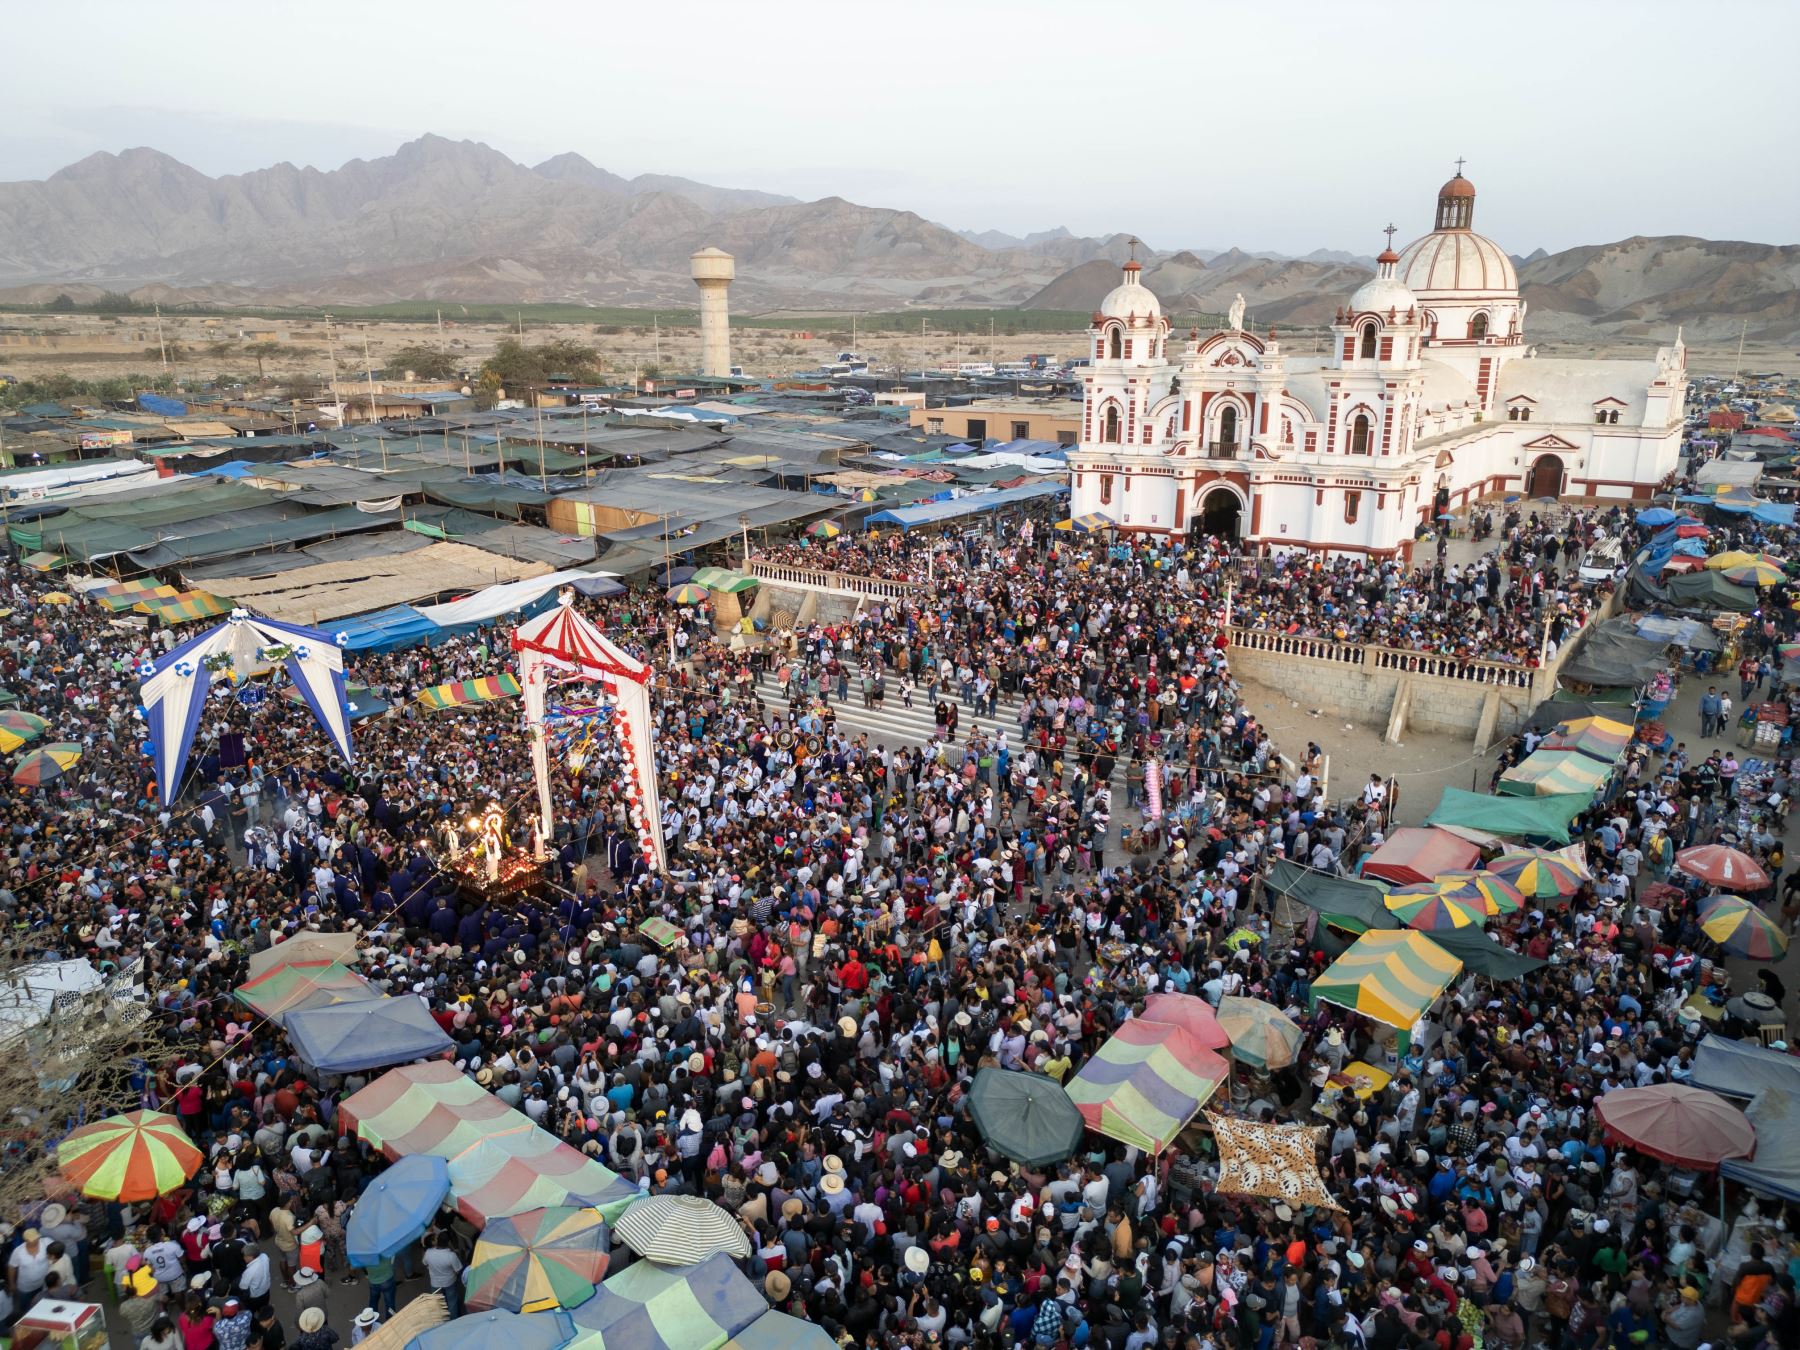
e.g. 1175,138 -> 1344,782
1594,1083 -> 1755,1168
1139,992 -> 1231,1051
1675,845 -> 1770,891
1638,881 -> 1686,910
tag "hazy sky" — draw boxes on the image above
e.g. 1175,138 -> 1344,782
4,0 -> 1794,255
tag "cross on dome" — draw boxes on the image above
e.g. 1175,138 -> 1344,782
1455,156 -> 1466,176
1383,223 -> 1397,251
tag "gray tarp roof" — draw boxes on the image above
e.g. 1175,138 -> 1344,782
1689,1034 -> 1800,1100
1558,624 -> 1670,687
1721,1088 -> 1800,1202
126,506 -> 402,568
1625,567 -> 1760,614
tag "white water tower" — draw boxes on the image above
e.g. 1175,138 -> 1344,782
690,247 -> 735,378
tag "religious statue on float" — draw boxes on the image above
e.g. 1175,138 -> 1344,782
467,802 -> 510,883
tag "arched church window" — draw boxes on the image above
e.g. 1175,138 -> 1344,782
1108,327 -> 1123,360
1218,405 -> 1237,450
1102,405 -> 1121,443
1344,490 -> 1361,524
1469,312 -> 1489,341
1099,473 -> 1114,505
1350,414 -> 1371,455
1609,409 -> 1621,425
1359,323 -> 1378,360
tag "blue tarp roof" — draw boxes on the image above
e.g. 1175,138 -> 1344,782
864,480 -> 1068,530
137,393 -> 189,417
332,605 -> 441,654
284,996 -> 454,1074
188,461 -> 259,479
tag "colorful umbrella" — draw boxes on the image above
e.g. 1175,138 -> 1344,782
1725,561 -> 1785,587
37,591 -> 73,606
613,1194 -> 751,1266
1706,549 -> 1784,571
1140,992 -> 1231,1051
0,728 -> 33,755
347,1155 -> 450,1266
638,917 -> 682,948
1215,995 -> 1304,1071
466,1205 -> 610,1313
21,552 -> 65,572
805,520 -> 842,538
1638,881 -> 1687,910
967,1068 -> 1085,1167
12,743 -> 81,786
1065,1020 -> 1228,1153
0,712 -> 50,739
1698,895 -> 1789,960
1383,888 -> 1488,931
1595,1082 -> 1755,1169
665,583 -> 710,605
1487,849 -> 1584,900
1675,844 -> 1770,891
57,1110 -> 202,1202
1435,870 -> 1524,916
235,958 -> 379,1022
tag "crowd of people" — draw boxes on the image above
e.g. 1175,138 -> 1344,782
0,507 -> 1794,1350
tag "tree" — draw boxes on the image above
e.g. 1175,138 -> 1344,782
0,940 -> 170,1214
385,345 -> 459,381
480,338 -> 600,391
243,342 -> 289,383
47,294 -> 75,313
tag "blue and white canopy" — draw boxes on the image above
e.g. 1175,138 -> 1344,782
139,610 -> 351,805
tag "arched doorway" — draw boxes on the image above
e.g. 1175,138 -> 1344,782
1194,486 -> 1242,540
1527,453 -> 1564,499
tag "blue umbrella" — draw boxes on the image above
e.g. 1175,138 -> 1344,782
348,1155 -> 451,1266
410,1309 -> 575,1350
657,564 -> 697,585
1637,507 -> 1678,526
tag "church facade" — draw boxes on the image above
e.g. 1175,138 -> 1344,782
1066,172 -> 1689,558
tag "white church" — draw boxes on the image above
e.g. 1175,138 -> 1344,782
1066,170 -> 1689,558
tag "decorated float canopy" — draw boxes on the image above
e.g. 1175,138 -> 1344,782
138,611 -> 350,805
514,593 -> 666,872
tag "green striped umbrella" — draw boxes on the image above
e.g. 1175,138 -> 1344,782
57,1110 -> 202,1201
689,567 -> 758,594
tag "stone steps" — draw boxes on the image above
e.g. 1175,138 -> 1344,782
752,672 -> 1017,751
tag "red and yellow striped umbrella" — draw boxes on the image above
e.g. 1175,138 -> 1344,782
1436,870 -> 1525,916
58,1110 -> 203,1201
1384,888 -> 1487,931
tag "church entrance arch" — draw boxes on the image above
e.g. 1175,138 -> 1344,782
1193,485 -> 1243,540
1527,454 -> 1564,500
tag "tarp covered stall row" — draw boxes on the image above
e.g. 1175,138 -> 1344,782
195,543 -> 550,625
1360,828 -> 1481,886
332,606 -> 442,653
863,479 -> 1070,530
1425,787 -> 1588,845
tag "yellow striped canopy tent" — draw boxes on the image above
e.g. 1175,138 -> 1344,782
1055,513 -> 1115,532
1310,930 -> 1463,1049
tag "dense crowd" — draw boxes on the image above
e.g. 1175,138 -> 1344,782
0,510 -> 1795,1350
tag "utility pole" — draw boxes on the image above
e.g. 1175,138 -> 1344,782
1733,319 -> 1748,383
362,328 -> 379,439
653,316 -> 662,371
536,402 -> 549,493
324,315 -> 342,427
437,308 -> 444,342
153,302 -> 169,371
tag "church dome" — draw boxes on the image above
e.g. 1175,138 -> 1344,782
1396,230 -> 1517,296
1098,259 -> 1162,322
1348,272 -> 1417,316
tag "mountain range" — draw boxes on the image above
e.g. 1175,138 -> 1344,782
0,135 -> 1795,342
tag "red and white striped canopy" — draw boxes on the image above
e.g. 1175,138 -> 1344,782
512,598 -> 649,686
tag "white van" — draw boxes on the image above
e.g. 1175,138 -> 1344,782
1579,535 -> 1623,584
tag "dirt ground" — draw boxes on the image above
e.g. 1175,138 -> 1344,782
0,310 -> 1787,388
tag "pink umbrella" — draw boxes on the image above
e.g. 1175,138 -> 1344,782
1139,992 -> 1231,1051
1594,1083 -> 1755,1169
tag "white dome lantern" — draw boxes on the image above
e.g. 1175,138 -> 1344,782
1097,258 -> 1162,323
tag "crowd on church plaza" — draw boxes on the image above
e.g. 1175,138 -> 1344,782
3,515 -> 1800,1350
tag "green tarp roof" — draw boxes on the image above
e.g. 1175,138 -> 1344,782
1265,858 -> 1398,932
1425,787 -> 1589,845
125,505 -> 402,568
1423,926 -> 1548,980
